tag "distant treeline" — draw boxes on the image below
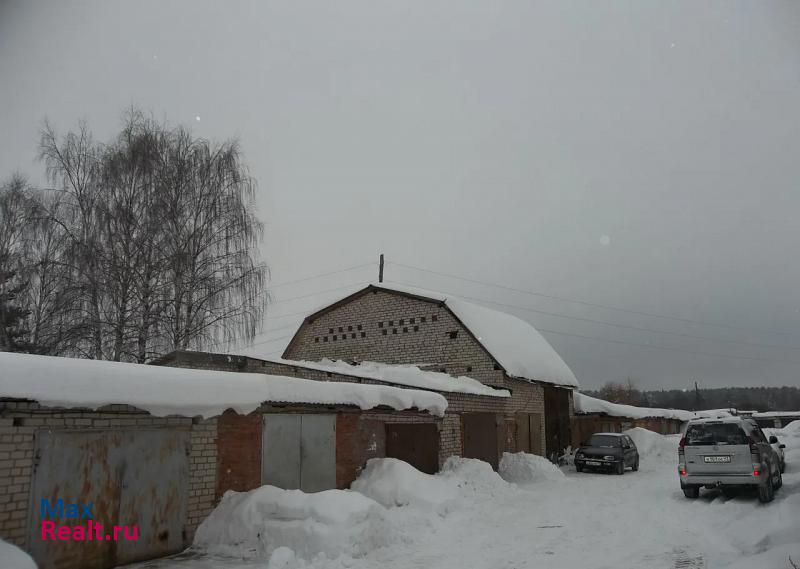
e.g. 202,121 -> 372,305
583,383 -> 800,413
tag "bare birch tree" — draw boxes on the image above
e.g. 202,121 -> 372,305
1,109 -> 268,360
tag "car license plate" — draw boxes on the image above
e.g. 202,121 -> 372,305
586,460 -> 601,466
704,456 -> 731,463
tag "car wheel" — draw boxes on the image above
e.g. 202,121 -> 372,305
576,464 -> 583,473
774,468 -> 783,490
780,460 -> 785,474
682,485 -> 699,499
758,471 -> 774,503
632,458 -> 639,472
615,461 -> 625,475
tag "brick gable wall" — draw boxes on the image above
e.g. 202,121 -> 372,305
283,290 -> 505,388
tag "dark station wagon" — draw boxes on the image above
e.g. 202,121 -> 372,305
574,433 -> 640,475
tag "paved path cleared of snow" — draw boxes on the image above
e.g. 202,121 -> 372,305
122,428 -> 800,569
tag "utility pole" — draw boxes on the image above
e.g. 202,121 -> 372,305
378,253 -> 384,283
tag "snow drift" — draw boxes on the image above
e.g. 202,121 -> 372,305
0,539 -> 36,569
193,486 -> 393,560
351,458 -> 456,510
438,457 -> 510,496
499,452 -> 566,484
624,427 -> 678,460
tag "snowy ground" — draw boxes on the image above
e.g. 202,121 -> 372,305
122,425 -> 800,569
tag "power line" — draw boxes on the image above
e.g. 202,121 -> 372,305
270,281 -> 369,304
534,327 -> 800,365
268,262 -> 374,288
252,322 -> 300,338
388,261 -> 799,339
384,279 -> 800,354
382,279 -> 800,366
248,333 -> 295,348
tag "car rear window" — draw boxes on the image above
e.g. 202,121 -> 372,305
685,423 -> 748,446
588,435 -> 621,447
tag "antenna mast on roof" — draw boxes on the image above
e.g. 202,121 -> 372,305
378,253 -> 384,283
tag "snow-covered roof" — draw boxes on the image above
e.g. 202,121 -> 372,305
291,283 -> 578,388
574,393 -> 731,422
264,358 -> 510,398
752,411 -> 800,418
0,353 -> 447,418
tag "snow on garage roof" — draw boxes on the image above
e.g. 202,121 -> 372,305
291,283 -> 578,388
573,393 -> 732,422
0,352 -> 447,418
262,358 -> 510,398
752,411 -> 800,418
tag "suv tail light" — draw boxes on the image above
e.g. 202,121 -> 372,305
678,437 -> 686,449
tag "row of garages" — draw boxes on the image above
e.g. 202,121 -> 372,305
0,352 -> 572,569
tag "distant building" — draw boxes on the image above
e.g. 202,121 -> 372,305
571,393 -> 732,446
751,411 -> 800,429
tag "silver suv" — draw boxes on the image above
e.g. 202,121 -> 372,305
678,417 -> 783,502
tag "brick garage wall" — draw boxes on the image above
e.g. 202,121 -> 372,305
212,404 -> 439,494
0,401 -> 216,549
215,411 -> 262,500
249,359 -> 552,465
335,415 -> 385,489
157,353 -> 573,465
283,290 -> 506,388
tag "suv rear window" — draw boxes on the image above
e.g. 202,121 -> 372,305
685,423 -> 748,446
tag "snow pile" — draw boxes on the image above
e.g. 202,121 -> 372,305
265,358 -> 510,398
498,452 -> 566,484
0,539 -> 36,569
624,427 -> 678,460
351,458 -> 456,510
0,352 -> 447,418
266,546 -> 297,569
438,457 -> 510,496
193,486 -> 393,561
782,419 -> 800,434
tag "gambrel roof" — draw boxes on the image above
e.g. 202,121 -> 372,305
283,283 -> 579,388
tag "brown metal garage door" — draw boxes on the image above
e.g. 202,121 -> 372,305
544,386 -> 571,459
462,413 -> 500,470
515,412 -> 543,456
385,423 -> 439,474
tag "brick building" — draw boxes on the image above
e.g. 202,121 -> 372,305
0,352 -> 442,569
156,350 -> 511,469
274,283 -> 579,463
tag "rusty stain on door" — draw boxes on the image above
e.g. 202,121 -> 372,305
28,429 -> 189,569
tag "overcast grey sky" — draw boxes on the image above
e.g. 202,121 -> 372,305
2,1 -> 800,390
